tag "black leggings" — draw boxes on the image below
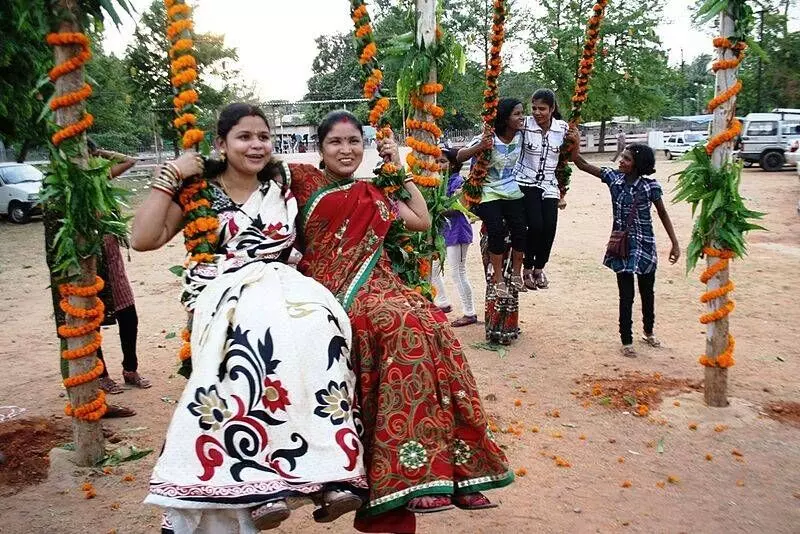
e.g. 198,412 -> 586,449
98,305 -> 139,375
520,186 -> 559,270
473,198 -> 527,255
616,272 -> 655,345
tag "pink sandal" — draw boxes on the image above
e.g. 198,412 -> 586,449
453,492 -> 497,510
406,495 -> 454,513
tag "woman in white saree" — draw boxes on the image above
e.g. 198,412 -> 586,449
132,103 -> 366,533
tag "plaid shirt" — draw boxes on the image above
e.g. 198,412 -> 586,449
600,168 -> 663,274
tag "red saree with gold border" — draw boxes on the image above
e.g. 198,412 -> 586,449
290,164 -> 513,521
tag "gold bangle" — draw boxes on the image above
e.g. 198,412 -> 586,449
164,161 -> 184,182
151,184 -> 175,196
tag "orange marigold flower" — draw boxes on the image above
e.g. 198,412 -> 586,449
714,424 -> 729,432
705,453 -> 713,461
688,422 -> 698,430
621,480 -> 632,488
667,475 -> 680,484
617,457 -> 625,463
530,426 -> 539,433
122,473 -> 135,482
553,456 -> 571,468
636,404 -> 649,417
656,481 -> 666,488
514,399 -> 522,407
515,467 -> 527,477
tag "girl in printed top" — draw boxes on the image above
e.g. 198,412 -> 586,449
566,130 -> 681,358
457,97 -> 527,298
430,147 -> 477,327
513,88 -> 570,291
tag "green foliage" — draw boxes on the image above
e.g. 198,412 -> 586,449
672,146 -> 765,270
42,138 -> 130,278
528,0 -> 672,122
125,0 -> 241,152
0,0 -> 52,160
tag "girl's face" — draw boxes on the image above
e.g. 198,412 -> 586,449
618,149 -> 635,174
436,153 -> 450,175
321,120 -> 364,177
506,104 -> 525,132
531,98 -> 554,127
218,115 -> 272,176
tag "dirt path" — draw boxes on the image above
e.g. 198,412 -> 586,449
0,157 -> 798,533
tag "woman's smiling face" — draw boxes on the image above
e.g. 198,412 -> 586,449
218,115 -> 272,175
320,120 -> 364,177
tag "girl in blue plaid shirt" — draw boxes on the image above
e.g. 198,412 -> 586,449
567,133 -> 680,358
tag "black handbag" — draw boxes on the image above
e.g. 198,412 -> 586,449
605,191 -> 639,259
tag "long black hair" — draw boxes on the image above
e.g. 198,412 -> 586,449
441,146 -> 462,174
494,97 -> 522,137
204,102 -> 283,184
316,110 -> 364,169
625,143 -> 656,176
531,88 -> 563,121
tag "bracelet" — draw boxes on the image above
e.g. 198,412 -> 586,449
164,161 -> 184,182
404,172 -> 414,184
151,184 -> 175,196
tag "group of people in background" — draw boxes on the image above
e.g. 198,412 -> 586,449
89,86 -> 681,532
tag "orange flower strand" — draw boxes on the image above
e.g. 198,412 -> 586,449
51,113 -> 94,146
182,128 -> 205,149
50,83 -> 93,111
167,19 -> 193,40
699,334 -> 735,368
63,358 -> 105,388
356,23 -> 372,38
59,296 -> 103,319
359,42 -> 377,65
168,3 -> 191,17
420,83 -> 444,95
707,80 -> 742,113
406,137 -> 442,158
411,174 -> 441,188
351,4 -> 368,22
700,301 -> 735,324
701,280 -> 735,302
59,276 -> 105,297
179,341 -> 192,361
61,331 -> 103,361
171,55 -> 197,74
174,113 -> 198,128
65,390 -> 107,421
169,39 -> 194,59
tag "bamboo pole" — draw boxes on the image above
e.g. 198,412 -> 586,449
52,9 -> 105,464
704,9 -> 737,408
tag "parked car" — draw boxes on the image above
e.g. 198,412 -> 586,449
0,163 -> 44,223
663,131 -> 708,160
785,139 -> 799,168
738,108 -> 800,171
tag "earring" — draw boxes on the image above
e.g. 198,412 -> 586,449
219,150 -> 226,162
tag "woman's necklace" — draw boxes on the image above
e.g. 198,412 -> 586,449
324,169 -> 353,188
219,173 -> 258,204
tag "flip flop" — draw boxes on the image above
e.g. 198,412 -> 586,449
103,404 -> 136,418
312,490 -> 363,523
453,493 -> 498,510
123,371 -> 152,389
641,334 -> 662,347
406,495 -> 454,513
251,500 -> 290,530
451,315 -> 478,327
437,305 -> 453,314
99,376 -> 125,395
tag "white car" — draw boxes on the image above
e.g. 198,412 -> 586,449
663,131 -> 708,160
786,139 -> 800,169
0,163 -> 44,223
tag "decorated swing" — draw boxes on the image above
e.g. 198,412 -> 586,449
41,0 -> 759,467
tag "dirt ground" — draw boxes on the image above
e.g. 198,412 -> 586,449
0,155 -> 799,534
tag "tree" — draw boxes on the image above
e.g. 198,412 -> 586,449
125,0 -> 240,155
527,0 -> 672,147
0,0 -> 52,161
303,33 -> 364,124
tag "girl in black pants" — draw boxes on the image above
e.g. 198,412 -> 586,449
457,98 -> 527,298
568,135 -> 680,358
512,89 -> 570,290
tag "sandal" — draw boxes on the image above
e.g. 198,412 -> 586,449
103,404 -> 136,418
493,281 -> 510,299
438,305 -> 453,314
534,270 -> 549,289
313,489 -> 363,523
451,315 -> 478,328
510,275 -> 527,292
621,345 -> 637,358
523,269 -> 537,290
453,492 -> 498,510
641,334 -> 662,347
123,371 -> 152,389
251,499 -> 291,530
99,376 -> 125,395
406,495 -> 454,513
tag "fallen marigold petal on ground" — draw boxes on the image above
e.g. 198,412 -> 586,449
618,457 -> 625,463
553,456 -> 571,467
736,480 -> 745,487
656,481 -> 666,488
705,454 -> 713,461
689,422 -> 698,430
731,449 -> 743,457
579,434 -> 587,440
122,473 -> 135,482
531,426 -> 539,433
621,480 -> 632,488
514,399 -> 522,407
515,467 -> 527,477
673,400 -> 681,407
714,424 -> 729,432
667,475 -> 680,484
81,482 -> 93,492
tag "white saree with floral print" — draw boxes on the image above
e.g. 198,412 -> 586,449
145,165 -> 366,533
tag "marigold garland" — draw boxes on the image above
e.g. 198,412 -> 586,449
350,0 -> 408,199
406,84 -> 445,188
56,276 -> 107,421
705,37 -> 746,156
555,0 -> 610,198
463,0 -> 506,207
697,247 -> 736,368
46,32 -> 95,146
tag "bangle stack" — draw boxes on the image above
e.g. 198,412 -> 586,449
151,162 -> 184,196
403,173 -> 414,184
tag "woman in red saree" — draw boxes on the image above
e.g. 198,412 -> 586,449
290,111 -> 513,530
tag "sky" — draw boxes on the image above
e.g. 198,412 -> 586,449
103,0 -> 798,102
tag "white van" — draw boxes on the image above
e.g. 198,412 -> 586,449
662,131 -> 708,160
0,163 -> 44,223
738,108 -> 800,171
